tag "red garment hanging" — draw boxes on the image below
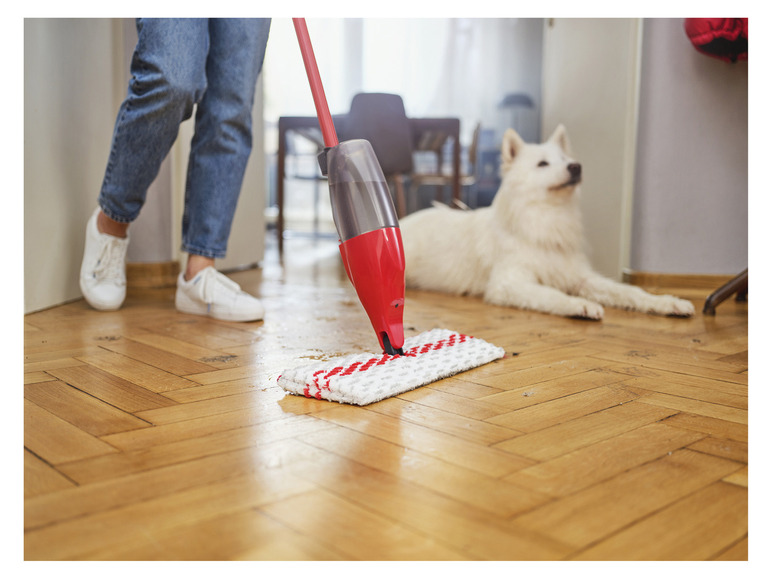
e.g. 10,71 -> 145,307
684,18 -> 748,63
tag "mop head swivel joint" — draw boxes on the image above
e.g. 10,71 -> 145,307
278,328 -> 505,406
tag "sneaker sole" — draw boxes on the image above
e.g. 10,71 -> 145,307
79,279 -> 125,311
175,299 -> 264,322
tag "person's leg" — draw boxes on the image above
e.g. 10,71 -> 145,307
180,18 -> 271,273
99,18 -> 210,225
184,254 -> 215,280
97,211 -> 129,238
175,19 -> 271,322
82,19 -> 210,310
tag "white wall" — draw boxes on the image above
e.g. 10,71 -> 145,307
631,18 -> 748,275
541,18 -> 642,280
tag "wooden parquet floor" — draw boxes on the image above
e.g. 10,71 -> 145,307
24,235 -> 749,561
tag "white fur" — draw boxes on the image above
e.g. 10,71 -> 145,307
400,125 -> 695,320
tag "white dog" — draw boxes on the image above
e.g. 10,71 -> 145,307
399,125 -> 695,320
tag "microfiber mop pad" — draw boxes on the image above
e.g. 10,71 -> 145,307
277,328 -> 506,406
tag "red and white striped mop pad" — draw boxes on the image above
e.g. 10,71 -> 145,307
277,328 -> 506,406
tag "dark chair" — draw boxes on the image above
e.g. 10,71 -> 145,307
338,93 -> 415,217
409,122 -> 481,211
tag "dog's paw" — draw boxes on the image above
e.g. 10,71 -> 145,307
569,298 -> 604,320
663,297 -> 695,317
645,295 -> 695,317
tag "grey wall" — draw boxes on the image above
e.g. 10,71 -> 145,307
631,18 -> 748,275
24,19 -> 123,313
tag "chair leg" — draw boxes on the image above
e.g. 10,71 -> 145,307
393,176 -> 407,218
407,181 -> 419,215
703,269 -> 748,315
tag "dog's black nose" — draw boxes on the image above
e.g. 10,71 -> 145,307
568,163 -> 582,179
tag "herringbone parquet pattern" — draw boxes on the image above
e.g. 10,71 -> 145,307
24,236 -> 748,561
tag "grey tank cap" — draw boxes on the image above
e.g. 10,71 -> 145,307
326,139 -> 400,242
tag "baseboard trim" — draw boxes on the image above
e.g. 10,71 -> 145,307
126,261 -> 180,289
125,263 -> 737,292
622,269 -> 736,289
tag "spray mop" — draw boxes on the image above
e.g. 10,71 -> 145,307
277,19 -> 505,405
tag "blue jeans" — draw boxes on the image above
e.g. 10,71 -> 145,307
99,18 -> 271,259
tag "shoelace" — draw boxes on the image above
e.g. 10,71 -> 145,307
197,268 -> 242,304
94,238 -> 127,285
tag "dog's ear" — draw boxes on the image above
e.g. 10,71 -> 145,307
501,128 -> 526,166
547,124 -> 573,155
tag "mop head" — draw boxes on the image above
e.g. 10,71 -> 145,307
277,328 -> 506,406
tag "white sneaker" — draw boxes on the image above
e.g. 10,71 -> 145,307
79,208 -> 129,311
175,266 -> 264,322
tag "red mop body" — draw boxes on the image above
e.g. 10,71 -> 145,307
280,20 -> 506,405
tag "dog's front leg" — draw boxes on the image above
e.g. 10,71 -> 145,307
484,267 -> 604,320
576,274 -> 695,317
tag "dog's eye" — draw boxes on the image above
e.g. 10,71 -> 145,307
538,160 -> 549,167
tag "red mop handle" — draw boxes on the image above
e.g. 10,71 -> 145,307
293,18 -> 339,148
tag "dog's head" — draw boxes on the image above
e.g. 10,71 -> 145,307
499,125 -> 582,196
